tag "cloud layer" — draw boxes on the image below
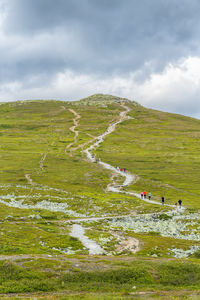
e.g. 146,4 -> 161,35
0,0 -> 200,117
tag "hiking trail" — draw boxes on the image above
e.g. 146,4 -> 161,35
12,103 -> 185,255
83,103 -> 179,209
70,224 -> 105,255
71,103 -> 185,254
25,174 -> 35,186
65,109 -> 81,154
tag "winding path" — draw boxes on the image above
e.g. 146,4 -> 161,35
70,103 -> 184,255
65,109 -> 81,153
84,105 -> 138,187
39,153 -> 47,171
83,103 -> 178,208
10,103 -> 185,256
25,174 -> 35,186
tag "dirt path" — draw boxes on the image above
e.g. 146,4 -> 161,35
83,104 -> 139,196
25,151 -> 48,184
84,103 -> 184,210
66,113 -> 98,152
25,174 -> 35,186
65,109 -> 81,153
70,224 -> 105,255
67,104 -> 141,254
19,103 -> 184,256
39,153 -> 47,171
55,213 -> 136,224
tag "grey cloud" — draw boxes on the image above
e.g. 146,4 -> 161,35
2,0 -> 200,78
1,0 -> 200,116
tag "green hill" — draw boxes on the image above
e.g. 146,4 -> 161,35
0,94 -> 199,298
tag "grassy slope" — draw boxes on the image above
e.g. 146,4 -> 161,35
0,95 -> 200,297
0,257 -> 199,298
95,103 -> 200,209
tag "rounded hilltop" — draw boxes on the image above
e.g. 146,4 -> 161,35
76,93 -> 139,106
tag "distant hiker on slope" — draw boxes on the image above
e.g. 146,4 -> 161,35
124,168 -> 126,173
120,168 -> 123,172
143,191 -> 147,199
161,196 -> 165,205
148,192 -> 151,200
178,199 -> 182,208
141,192 -> 143,199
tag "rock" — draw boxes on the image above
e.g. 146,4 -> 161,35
5,215 -> 13,219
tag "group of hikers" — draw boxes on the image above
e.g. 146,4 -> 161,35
92,154 -> 183,208
141,193 -> 183,207
116,166 -> 126,172
92,155 -> 101,163
140,191 -> 151,200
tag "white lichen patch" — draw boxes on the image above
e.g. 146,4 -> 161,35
107,213 -> 200,241
0,194 -> 85,217
99,235 -> 113,245
169,245 -> 199,258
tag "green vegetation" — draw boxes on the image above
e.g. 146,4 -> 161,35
95,103 -> 200,209
0,94 -> 200,297
0,258 -> 199,298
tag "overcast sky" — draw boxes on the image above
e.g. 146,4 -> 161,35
1,0 -> 200,117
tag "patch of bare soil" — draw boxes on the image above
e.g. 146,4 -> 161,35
25,174 -> 35,186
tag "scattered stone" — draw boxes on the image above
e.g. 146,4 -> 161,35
5,215 -> 13,219
108,213 -> 200,241
29,214 -> 42,220
169,245 -> 200,258
152,254 -> 158,257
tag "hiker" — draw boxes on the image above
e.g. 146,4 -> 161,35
141,192 -> 143,199
178,199 -> 182,208
161,196 -> 165,205
148,192 -> 151,200
124,168 -> 126,173
175,202 -> 177,207
143,191 -> 147,199
120,168 -> 123,172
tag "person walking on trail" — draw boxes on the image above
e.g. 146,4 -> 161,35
178,199 -> 182,208
124,168 -> 126,173
120,168 -> 123,172
161,196 -> 165,205
148,192 -> 151,200
141,192 -> 143,199
143,191 -> 147,199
